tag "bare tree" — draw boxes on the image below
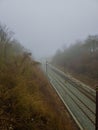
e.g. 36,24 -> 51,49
0,24 -> 14,62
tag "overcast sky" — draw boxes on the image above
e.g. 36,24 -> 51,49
0,0 -> 98,59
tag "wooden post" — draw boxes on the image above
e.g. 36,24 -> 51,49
46,61 -> 47,73
96,86 -> 98,130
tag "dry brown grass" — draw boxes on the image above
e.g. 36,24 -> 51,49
36,68 -> 79,130
0,24 -> 79,130
0,56 -> 79,130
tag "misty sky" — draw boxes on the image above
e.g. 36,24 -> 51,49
0,0 -> 98,59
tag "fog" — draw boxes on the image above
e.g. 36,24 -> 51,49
0,0 -> 98,59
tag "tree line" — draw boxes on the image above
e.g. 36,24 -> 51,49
52,35 -> 98,87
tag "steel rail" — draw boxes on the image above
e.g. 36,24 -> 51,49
49,70 -> 95,114
46,64 -> 96,130
48,70 -> 95,123
49,65 -> 95,99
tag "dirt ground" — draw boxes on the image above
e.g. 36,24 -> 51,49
56,65 -> 97,90
72,73 -> 97,90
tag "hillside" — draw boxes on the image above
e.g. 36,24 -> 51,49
0,25 -> 79,130
52,35 -> 98,89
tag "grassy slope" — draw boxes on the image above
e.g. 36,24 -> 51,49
0,57 -> 79,130
0,25 -> 79,130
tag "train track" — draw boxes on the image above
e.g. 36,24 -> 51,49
46,63 -> 96,130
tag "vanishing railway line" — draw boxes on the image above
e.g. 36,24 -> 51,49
45,63 -> 96,130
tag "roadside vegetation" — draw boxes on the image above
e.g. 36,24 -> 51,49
52,36 -> 98,89
0,24 -> 79,130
